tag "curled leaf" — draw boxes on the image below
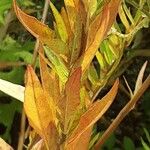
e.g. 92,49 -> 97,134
13,0 -> 54,44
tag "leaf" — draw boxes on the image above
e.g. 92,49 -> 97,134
39,43 -> 58,118
63,67 -> 82,131
65,127 -> 92,150
0,100 -> 21,142
141,138 -> 150,150
66,79 -> 119,147
24,65 -> 54,148
0,138 -> 13,150
0,0 -> 11,24
0,79 -> 24,102
44,46 -> 69,83
13,0 -> 54,44
64,0 -> 76,32
79,0 -> 121,73
123,136 -> 135,150
134,61 -> 148,94
89,0 -> 97,17
50,2 -> 68,43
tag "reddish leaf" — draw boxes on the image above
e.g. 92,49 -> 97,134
62,68 -> 82,131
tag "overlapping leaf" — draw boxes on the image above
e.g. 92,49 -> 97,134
50,2 -> 68,43
66,79 -> 119,148
24,66 -> 55,148
62,67 -> 82,132
44,46 -> 69,83
79,0 -> 121,73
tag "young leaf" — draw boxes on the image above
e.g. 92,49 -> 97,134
24,66 -> 55,148
66,79 -> 119,147
0,138 -> 13,150
0,79 -> 24,102
50,2 -> 68,42
13,0 -> 54,44
134,61 -> 148,94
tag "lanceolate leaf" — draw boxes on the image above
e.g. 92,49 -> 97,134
134,61 -> 148,94
64,67 -> 82,131
50,2 -> 68,43
66,79 -> 119,147
24,66 -> 54,148
80,0 -> 121,73
64,0 -> 76,32
44,46 -> 69,83
39,44 -> 57,119
89,0 -> 97,17
13,0 -> 54,44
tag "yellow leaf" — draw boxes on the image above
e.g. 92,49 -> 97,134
13,0 -> 54,44
39,44 -> 58,119
24,66 -> 54,148
64,0 -> 76,32
50,2 -> 68,43
89,0 -> 97,17
66,79 -> 119,147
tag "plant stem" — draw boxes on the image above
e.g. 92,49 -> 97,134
94,75 -> 150,149
17,0 -> 50,149
17,110 -> 26,150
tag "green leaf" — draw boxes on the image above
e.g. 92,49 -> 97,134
44,46 -> 69,83
0,100 -> 22,142
50,2 -> 68,42
123,136 -> 135,150
141,138 -> 150,150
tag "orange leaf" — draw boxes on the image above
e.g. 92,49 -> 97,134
24,66 -> 54,148
13,0 -> 54,43
66,79 -> 119,147
65,127 -> 92,150
79,0 -> 121,73
62,68 -> 82,131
